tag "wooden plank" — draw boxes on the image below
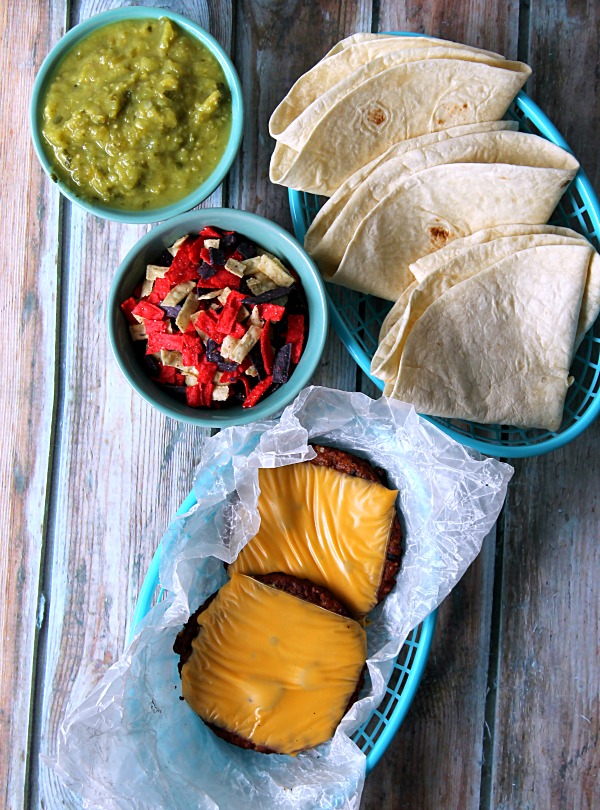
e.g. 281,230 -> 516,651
29,2 -> 233,807
378,0 -> 520,56
0,3 -> 66,809
228,0 -> 373,393
362,532 -> 497,810
360,3 -> 520,808
490,448 -> 600,809
488,3 -> 600,806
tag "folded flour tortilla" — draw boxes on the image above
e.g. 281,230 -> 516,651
324,32 -> 505,59
307,129 -> 578,283
371,229 -> 599,382
407,223 -> 587,281
378,223 -> 591,339
270,36 -> 506,137
329,158 -> 578,301
274,46 -> 515,152
383,244 -> 593,430
303,120 -> 519,257
269,54 -> 530,195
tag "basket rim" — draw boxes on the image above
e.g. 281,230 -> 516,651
288,89 -> 600,459
130,489 -> 438,774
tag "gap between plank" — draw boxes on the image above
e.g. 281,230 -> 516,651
371,0 -> 380,34
479,485 -> 509,809
26,193 -> 73,808
517,0 -> 531,65
481,0 -> 531,798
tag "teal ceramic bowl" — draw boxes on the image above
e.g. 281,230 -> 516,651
29,7 -> 243,224
107,209 -> 328,426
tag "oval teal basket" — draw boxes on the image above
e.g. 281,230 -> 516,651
289,47 -> 600,458
131,488 -> 437,774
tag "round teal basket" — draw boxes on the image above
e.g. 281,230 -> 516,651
131,489 -> 437,774
289,50 -> 600,458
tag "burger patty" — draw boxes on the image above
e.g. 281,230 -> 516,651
223,444 -> 403,610
308,445 -> 403,604
173,572 -> 366,754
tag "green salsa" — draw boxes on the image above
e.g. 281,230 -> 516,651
41,17 -> 233,211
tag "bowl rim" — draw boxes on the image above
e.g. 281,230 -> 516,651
107,208 -> 329,426
29,6 -> 244,224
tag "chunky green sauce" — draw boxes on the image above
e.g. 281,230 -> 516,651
41,17 -> 232,210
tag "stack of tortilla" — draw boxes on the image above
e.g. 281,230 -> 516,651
269,33 -> 531,195
270,33 -> 600,430
370,226 -> 600,430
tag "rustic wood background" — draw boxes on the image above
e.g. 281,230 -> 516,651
1,0 -> 598,808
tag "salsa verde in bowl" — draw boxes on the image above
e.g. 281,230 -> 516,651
30,7 -> 243,223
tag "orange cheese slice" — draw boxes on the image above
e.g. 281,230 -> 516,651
228,462 -> 399,616
181,574 -> 367,754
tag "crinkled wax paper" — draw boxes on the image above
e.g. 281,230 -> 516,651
46,386 -> 513,810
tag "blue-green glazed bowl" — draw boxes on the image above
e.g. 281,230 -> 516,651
29,7 -> 243,224
108,209 -> 328,426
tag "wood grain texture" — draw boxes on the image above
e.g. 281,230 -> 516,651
10,2 -> 600,810
228,0 -> 372,224
526,0 -> 600,188
488,6 -> 600,807
362,531 -> 497,810
30,2 -> 233,807
358,3 -> 519,808
0,2 -> 65,808
490,446 -> 600,810
377,0 -> 520,57
229,0 -> 371,393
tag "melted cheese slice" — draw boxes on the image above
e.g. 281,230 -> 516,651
228,462 -> 399,616
181,574 -> 367,754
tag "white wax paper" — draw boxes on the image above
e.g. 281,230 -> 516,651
46,386 -> 513,810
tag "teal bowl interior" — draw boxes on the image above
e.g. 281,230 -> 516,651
29,7 -> 244,224
107,209 -> 329,426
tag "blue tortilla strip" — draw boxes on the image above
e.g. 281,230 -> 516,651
221,232 -> 239,251
208,247 -> 226,267
249,343 -> 266,380
237,241 -> 257,259
272,343 -> 292,384
217,358 -> 239,372
284,286 -> 308,315
199,261 -> 217,280
162,384 -> 188,403
238,278 -> 253,296
242,284 -> 296,305
156,249 -> 173,267
205,338 -> 221,364
206,338 -> 239,372
160,304 -> 183,319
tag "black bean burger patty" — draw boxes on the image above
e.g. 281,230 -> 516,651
173,572 -> 366,754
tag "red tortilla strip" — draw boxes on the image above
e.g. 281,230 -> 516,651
243,375 -> 273,408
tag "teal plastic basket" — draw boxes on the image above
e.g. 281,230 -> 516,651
131,489 -> 437,774
289,78 -> 600,459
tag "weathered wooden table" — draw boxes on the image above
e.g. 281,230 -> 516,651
2,1 -> 599,808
